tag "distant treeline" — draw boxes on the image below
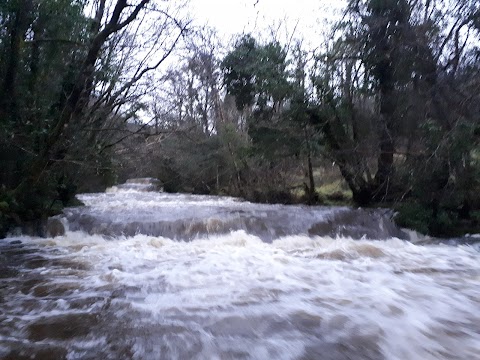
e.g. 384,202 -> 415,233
0,0 -> 479,237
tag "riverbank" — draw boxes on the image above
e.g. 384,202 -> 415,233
232,185 -> 480,240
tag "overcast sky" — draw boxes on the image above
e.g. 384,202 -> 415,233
189,0 -> 346,45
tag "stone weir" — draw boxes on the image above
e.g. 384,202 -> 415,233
47,179 -> 409,241
106,177 -> 163,193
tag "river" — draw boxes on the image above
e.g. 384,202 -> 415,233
1,180 -> 479,359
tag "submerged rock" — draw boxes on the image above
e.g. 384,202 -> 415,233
46,217 -> 65,238
308,208 -> 407,240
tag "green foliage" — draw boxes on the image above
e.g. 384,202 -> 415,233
394,203 -> 433,235
222,35 -> 258,110
0,0 -> 91,235
222,35 -> 292,111
316,181 -> 353,205
0,0 -> 478,240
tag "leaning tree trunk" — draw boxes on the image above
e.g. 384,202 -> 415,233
372,65 -> 396,202
310,108 -> 374,206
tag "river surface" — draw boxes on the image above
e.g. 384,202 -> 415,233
1,183 -> 480,359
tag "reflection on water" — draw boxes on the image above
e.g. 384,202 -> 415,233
0,188 -> 479,359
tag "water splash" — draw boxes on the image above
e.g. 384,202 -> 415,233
1,186 -> 479,359
1,230 -> 479,359
56,187 -> 407,241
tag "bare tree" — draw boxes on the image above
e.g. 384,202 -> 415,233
18,0 -> 190,189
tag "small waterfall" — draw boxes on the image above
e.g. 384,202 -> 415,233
105,178 -> 163,193
49,180 -> 407,241
2,180 -> 479,360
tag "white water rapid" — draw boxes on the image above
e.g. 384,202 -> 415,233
1,181 -> 479,360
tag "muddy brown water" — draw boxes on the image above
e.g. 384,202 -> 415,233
1,183 -> 479,359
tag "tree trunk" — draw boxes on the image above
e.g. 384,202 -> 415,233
373,68 -> 396,202
309,108 -> 374,206
1,0 -> 32,121
304,125 -> 317,204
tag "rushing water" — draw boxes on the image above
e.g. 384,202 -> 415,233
1,181 -> 479,360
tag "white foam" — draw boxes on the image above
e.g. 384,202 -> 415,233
4,230 -> 478,359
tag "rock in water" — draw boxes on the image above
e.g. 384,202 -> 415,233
308,208 -> 407,240
46,217 -> 65,237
